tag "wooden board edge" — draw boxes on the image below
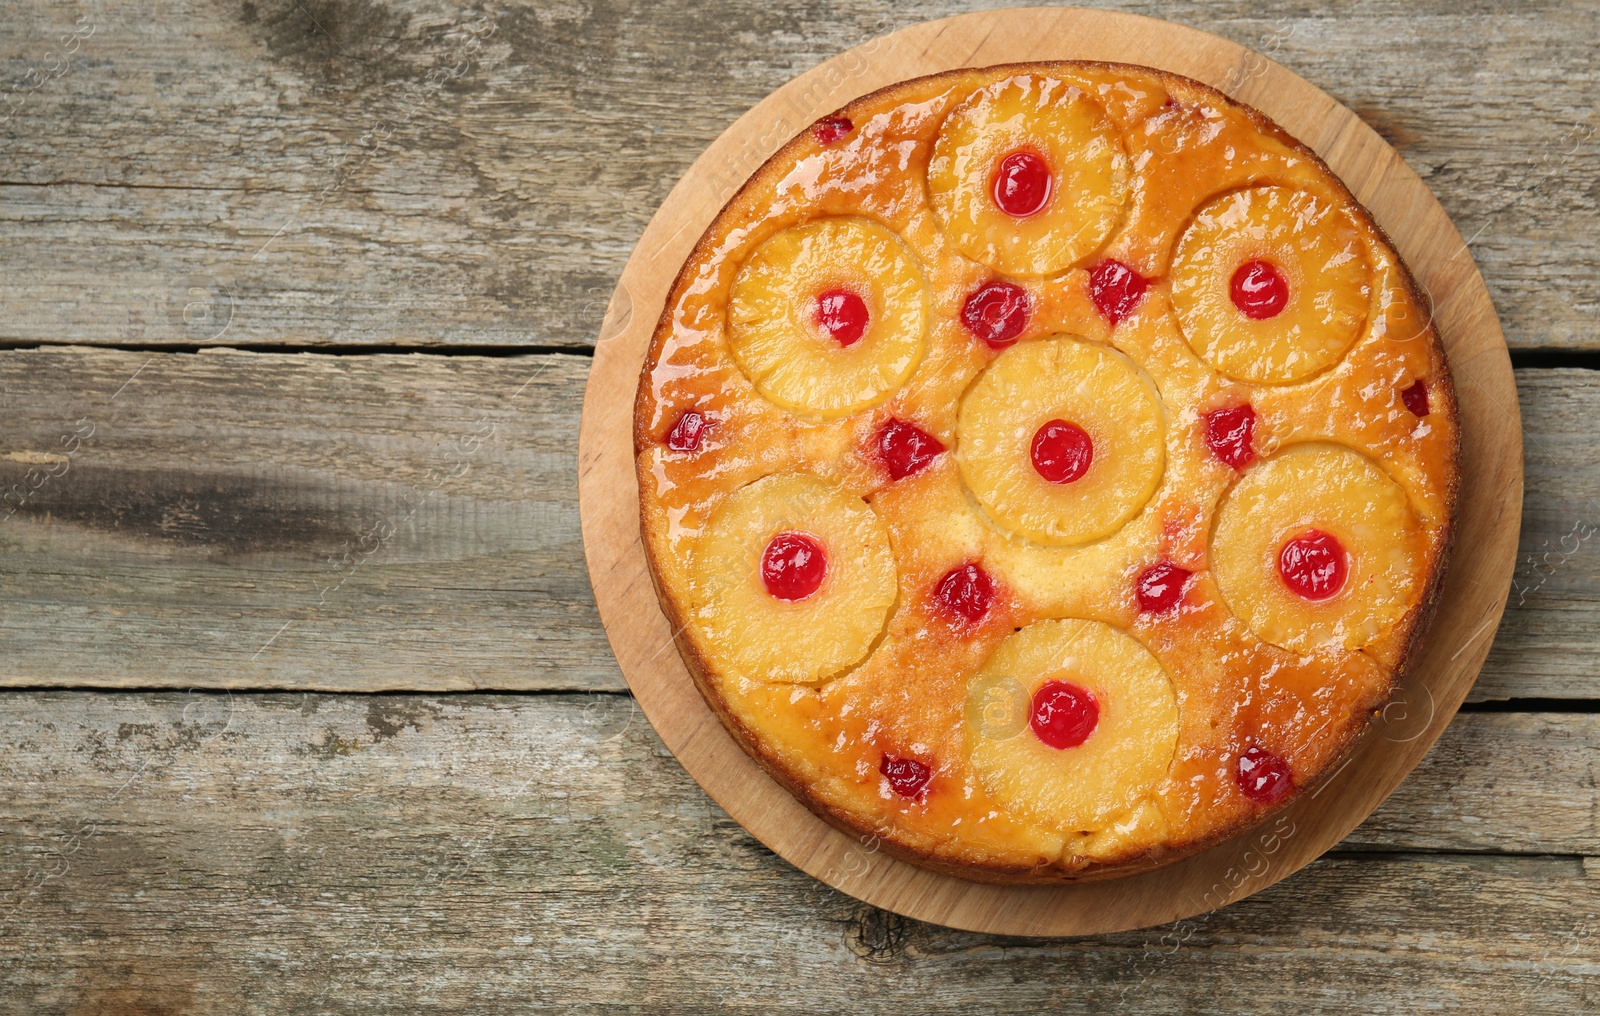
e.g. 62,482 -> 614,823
577,7 -> 1522,936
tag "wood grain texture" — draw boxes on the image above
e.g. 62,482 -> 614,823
0,346 -> 618,693
3,345 -> 1592,699
579,7 -> 1521,935
1483,368 -> 1600,700
0,0 -> 1595,351
0,0 -> 1589,998
0,691 -> 1595,1015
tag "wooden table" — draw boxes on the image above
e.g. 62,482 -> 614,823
1,1 -> 1595,1010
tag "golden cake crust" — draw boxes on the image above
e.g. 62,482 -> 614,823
633,62 -> 1459,883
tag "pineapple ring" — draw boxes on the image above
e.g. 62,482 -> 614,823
1170,186 -> 1372,384
1211,443 -> 1427,654
928,74 -> 1130,277
689,472 -> 897,684
966,619 -> 1179,834
727,218 -> 927,419
957,336 -> 1165,546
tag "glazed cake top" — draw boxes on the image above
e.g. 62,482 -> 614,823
635,62 -> 1457,880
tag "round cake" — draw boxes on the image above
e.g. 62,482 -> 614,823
633,62 -> 1459,882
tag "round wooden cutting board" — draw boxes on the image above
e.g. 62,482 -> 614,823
577,7 -> 1521,936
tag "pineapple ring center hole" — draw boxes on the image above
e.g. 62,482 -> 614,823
1229,259 -> 1290,320
760,531 -> 828,601
1029,680 -> 1100,749
1030,419 -> 1094,484
990,149 -> 1054,218
1277,528 -> 1348,600
812,288 -> 870,347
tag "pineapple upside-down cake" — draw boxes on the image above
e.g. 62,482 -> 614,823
634,63 -> 1458,882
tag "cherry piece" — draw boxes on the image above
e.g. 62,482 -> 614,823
1029,680 -> 1100,750
875,418 -> 946,481
934,562 -> 995,625
1230,259 -> 1290,320
1278,529 -> 1348,601
1030,419 -> 1094,484
812,116 -> 853,145
1236,745 -> 1294,804
961,280 -> 1031,348
1203,404 -> 1256,470
1136,561 -> 1192,614
761,532 -> 827,602
665,410 -> 708,452
814,288 -> 869,347
990,150 -> 1053,217
880,755 -> 932,798
1401,379 -> 1431,418
1088,259 -> 1150,326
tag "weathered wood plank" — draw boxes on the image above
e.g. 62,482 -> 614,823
1484,367 -> 1600,700
0,346 -> 1592,696
0,0 -> 1595,351
0,692 -> 1594,1013
1351,710 -> 1600,854
0,347 -> 618,692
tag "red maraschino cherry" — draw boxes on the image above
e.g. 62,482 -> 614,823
1401,379 -> 1430,417
665,410 -> 708,452
991,150 -> 1053,217
1136,561 -> 1192,614
934,562 -> 995,625
812,116 -> 853,145
1230,259 -> 1289,320
880,755 -> 932,798
876,418 -> 945,480
1089,259 -> 1150,325
1029,681 -> 1100,749
1031,419 -> 1093,484
814,288 -> 869,347
1237,745 -> 1293,803
1278,529 -> 1348,600
1204,404 -> 1256,470
761,532 -> 826,601
961,280 -> 1031,348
